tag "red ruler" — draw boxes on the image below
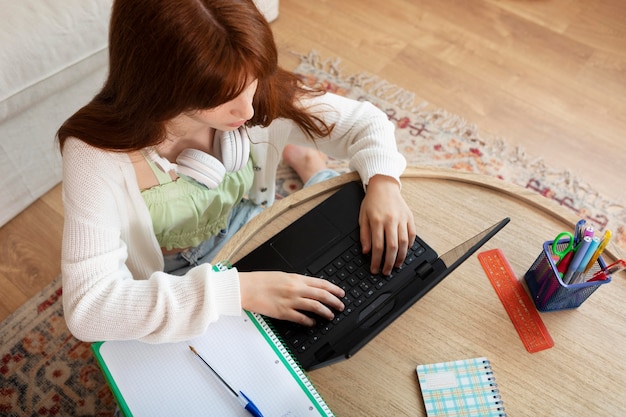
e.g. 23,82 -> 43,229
478,249 -> 554,353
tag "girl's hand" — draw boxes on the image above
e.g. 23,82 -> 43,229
239,271 -> 345,326
359,175 -> 417,276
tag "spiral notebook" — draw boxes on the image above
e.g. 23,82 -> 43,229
92,311 -> 334,417
416,357 -> 506,417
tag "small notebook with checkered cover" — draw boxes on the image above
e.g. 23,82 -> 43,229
416,357 -> 506,417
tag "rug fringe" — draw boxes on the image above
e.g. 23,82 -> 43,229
292,50 -> 343,78
295,51 -> 495,145
294,50 -> 424,113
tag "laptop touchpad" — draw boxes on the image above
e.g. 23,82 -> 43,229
270,215 -> 342,269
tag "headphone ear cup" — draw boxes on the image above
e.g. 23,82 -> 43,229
214,128 -> 250,172
176,149 -> 226,189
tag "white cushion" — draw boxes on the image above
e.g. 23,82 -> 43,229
254,0 -> 280,23
0,0 -> 111,226
0,0 -> 112,120
0,0 -> 278,119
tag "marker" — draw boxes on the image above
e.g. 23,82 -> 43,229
582,230 -> 612,274
583,225 -> 595,239
189,346 -> 264,417
563,236 -> 592,284
556,251 -> 575,278
540,250 -> 574,303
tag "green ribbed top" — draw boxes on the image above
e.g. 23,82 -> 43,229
141,157 -> 254,250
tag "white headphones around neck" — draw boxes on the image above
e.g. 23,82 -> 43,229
148,127 -> 250,189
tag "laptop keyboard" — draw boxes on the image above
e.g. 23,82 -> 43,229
277,232 -> 427,356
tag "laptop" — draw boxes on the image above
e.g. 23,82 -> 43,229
235,180 -> 509,370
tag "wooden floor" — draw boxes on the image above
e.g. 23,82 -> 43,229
1,0 -> 624,322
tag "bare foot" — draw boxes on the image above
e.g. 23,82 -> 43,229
282,144 -> 328,184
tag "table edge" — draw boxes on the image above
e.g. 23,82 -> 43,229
214,166 -> 622,263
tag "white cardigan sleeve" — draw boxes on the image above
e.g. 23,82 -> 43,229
248,92 -> 406,205
61,139 -> 242,343
302,92 -> 406,183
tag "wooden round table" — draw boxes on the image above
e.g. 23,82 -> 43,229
215,166 -> 625,416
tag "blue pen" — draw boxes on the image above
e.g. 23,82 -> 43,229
563,236 -> 592,284
571,236 -> 601,284
189,346 -> 265,417
574,219 -> 586,245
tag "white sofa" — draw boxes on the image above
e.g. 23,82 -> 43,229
0,0 -> 279,227
0,0 -> 111,226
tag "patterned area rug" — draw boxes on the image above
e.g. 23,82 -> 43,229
1,51 -> 624,416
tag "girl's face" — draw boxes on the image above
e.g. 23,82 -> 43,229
187,79 -> 258,131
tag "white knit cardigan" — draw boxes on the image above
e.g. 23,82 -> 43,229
61,92 -> 407,343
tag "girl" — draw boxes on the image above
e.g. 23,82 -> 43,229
58,0 -> 416,343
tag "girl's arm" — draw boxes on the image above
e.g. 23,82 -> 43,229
295,92 -> 417,275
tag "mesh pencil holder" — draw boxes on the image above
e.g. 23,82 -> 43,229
524,239 -> 611,312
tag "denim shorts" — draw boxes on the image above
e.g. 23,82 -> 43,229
163,169 -> 339,275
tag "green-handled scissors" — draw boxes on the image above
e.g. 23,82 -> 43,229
551,231 -> 575,262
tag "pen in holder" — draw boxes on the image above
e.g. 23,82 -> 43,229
524,239 -> 612,311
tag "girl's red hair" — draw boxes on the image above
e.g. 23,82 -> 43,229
58,0 -> 331,152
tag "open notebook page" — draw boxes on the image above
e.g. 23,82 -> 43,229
94,311 -> 333,416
